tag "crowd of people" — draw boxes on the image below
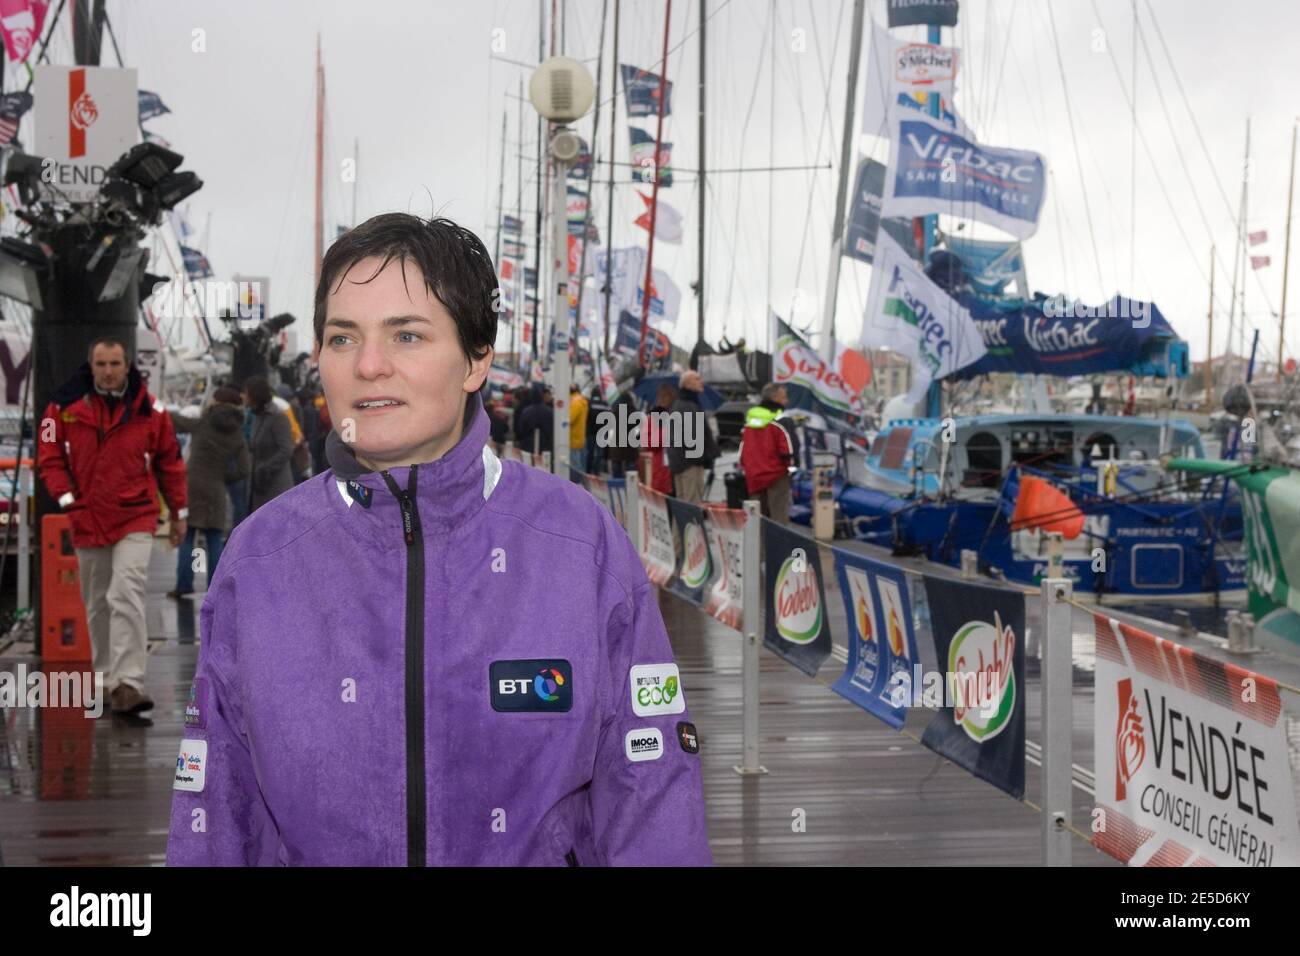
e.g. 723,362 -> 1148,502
35,337 -> 333,715
35,334 -> 797,718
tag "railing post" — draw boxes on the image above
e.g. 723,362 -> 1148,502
735,499 -> 768,775
16,463 -> 29,610
1041,576 -> 1073,866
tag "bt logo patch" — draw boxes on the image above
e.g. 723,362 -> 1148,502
490,659 -> 573,713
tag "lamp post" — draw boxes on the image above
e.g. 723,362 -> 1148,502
529,56 -> 595,478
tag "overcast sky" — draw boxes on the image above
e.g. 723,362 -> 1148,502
33,0 -> 1300,367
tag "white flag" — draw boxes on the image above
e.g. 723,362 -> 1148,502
862,233 -> 987,400
861,20 -> 966,141
635,192 -> 683,243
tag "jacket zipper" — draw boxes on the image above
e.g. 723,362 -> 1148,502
381,466 -> 426,866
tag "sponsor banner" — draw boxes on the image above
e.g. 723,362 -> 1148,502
919,576 -> 1027,799
887,0 -> 959,28
629,126 -> 673,186
862,20 -> 967,141
773,315 -> 867,415
637,484 -> 676,586
585,473 -> 628,529
830,548 -> 919,730
666,498 -> 712,607
703,504 -> 745,632
487,362 -> 523,390
620,64 -> 673,117
883,114 -> 1047,240
862,233 -> 987,399
845,157 -> 919,264
35,65 -> 138,203
762,521 -> 833,677
1093,614 -> 1300,867
956,295 -> 1179,379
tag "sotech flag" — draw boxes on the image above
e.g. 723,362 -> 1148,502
763,521 -> 834,678
883,114 -> 1048,240
830,548 -> 920,730
634,191 -> 683,244
1252,255 -> 1271,270
862,233 -> 987,400
666,498 -> 713,607
887,0 -> 959,28
919,576 -> 1026,800
0,90 -> 32,147
138,89 -> 170,123
845,157 -> 919,265
629,126 -> 673,187
1248,229 -> 1268,246
620,64 -> 673,117
1092,614 -> 1300,866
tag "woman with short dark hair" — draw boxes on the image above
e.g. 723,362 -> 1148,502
166,213 -> 710,867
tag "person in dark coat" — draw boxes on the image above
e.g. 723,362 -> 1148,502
667,370 -> 720,503
516,387 -> 554,459
511,384 -> 538,445
169,386 -> 250,597
244,376 -> 295,512
604,390 -> 639,479
585,386 -> 610,476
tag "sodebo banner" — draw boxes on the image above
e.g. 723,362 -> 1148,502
1092,615 -> 1300,867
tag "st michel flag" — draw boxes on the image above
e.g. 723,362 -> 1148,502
883,113 -> 1047,240
35,65 -> 138,203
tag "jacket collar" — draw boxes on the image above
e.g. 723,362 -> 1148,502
54,362 -> 151,415
325,391 -> 501,535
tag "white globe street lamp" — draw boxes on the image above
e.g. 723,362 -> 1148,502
529,56 -> 594,479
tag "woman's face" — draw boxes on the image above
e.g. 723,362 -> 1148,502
315,256 -> 492,471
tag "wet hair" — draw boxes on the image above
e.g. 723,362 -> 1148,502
314,212 -> 499,363
87,336 -> 129,362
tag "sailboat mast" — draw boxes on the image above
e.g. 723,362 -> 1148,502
1279,121 -> 1296,381
531,0 -> 546,364
515,78 -> 525,372
604,0 -> 620,360
313,34 -> 325,293
1226,119 -> 1246,373
495,110 -> 507,268
1206,245 -> 1214,409
696,0 -> 706,347
638,0 -> 673,364
818,0 -> 866,360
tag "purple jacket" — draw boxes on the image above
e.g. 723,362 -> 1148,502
166,393 -> 711,866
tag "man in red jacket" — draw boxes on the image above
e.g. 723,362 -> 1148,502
36,338 -> 188,715
739,382 -> 798,524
